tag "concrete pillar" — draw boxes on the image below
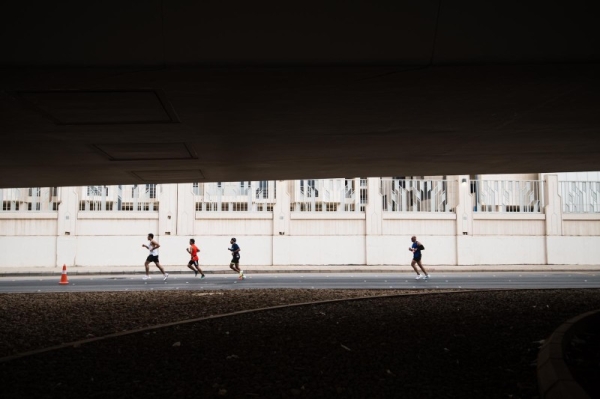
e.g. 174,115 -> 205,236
544,175 -> 563,236
56,186 -> 79,267
455,175 -> 473,236
272,180 -> 291,265
273,180 -> 291,236
455,175 -> 473,265
158,184 -> 177,236
57,186 -> 78,237
544,174 -> 563,265
365,177 -> 383,265
177,183 -> 195,236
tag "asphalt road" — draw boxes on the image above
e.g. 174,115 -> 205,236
0,271 -> 598,293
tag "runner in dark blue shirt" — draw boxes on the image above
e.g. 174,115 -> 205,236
228,238 -> 245,279
409,235 -> 429,280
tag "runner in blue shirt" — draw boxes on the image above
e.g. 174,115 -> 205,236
409,235 -> 429,280
228,238 -> 245,280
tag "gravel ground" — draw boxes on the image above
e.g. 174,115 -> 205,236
1,289 -> 599,398
0,289 -> 433,358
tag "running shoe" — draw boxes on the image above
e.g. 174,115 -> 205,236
143,275 -> 151,280
163,273 -> 169,281
201,274 -> 205,279
424,274 -> 430,279
415,275 -> 422,280
194,270 -> 198,277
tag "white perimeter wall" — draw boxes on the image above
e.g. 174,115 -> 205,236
546,236 -> 600,265
457,236 -> 546,265
1,177 -> 600,268
273,236 -> 365,265
0,236 -> 57,267
366,236 -> 456,265
5,234 -> 600,268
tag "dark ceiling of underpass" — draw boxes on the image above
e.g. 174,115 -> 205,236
1,0 -> 599,187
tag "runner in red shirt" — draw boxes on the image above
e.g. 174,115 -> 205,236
186,238 -> 205,278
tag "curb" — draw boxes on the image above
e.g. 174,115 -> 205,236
1,267 -> 599,277
1,268 -> 599,277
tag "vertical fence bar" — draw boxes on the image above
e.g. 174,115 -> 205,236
339,178 -> 345,212
133,185 -> 138,212
247,182 -> 253,212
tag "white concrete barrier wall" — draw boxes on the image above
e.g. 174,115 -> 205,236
273,236 -> 366,265
367,236 -> 456,265
76,217 -> 159,236
56,236 -> 77,267
1,234 -> 599,268
3,177 -> 600,269
457,236 -> 546,265
76,236 -> 151,267
71,235 -> 273,267
0,236 -> 56,267
0,217 -> 58,236
546,236 -> 600,265
161,236 -> 273,267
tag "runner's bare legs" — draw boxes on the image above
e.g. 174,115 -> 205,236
411,258 -> 429,277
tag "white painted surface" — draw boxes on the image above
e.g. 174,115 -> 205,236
167,236 -> 273,267
291,213 -> 365,220
382,219 -> 455,236
195,219 -> 273,236
273,236 -> 365,265
72,235 -> 274,268
0,218 -> 58,236
56,236 -> 77,267
457,236 -> 546,265
0,236 -> 56,267
76,218 -> 159,236
366,236 -> 456,265
547,236 -> 600,265
473,220 -> 546,236
290,220 -> 365,236
562,221 -> 600,236
76,236 -> 149,267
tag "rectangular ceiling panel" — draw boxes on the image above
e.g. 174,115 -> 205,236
16,90 -> 179,125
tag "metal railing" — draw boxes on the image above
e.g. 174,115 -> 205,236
380,178 -> 456,212
290,178 -> 364,212
471,180 -> 544,213
193,181 -> 276,212
0,187 -> 59,212
560,181 -> 600,213
79,184 -> 159,211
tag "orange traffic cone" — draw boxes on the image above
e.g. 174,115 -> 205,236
59,264 -> 69,285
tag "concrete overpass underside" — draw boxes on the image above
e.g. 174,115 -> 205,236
1,1 -> 600,188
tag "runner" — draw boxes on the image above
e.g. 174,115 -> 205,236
228,237 -> 245,279
186,238 -> 205,278
409,235 -> 429,280
141,233 -> 169,281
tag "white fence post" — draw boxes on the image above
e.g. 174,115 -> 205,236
545,175 -> 563,236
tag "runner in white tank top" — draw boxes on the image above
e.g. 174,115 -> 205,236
141,233 -> 168,281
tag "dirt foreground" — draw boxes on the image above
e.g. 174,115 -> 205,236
1,289 -> 599,398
